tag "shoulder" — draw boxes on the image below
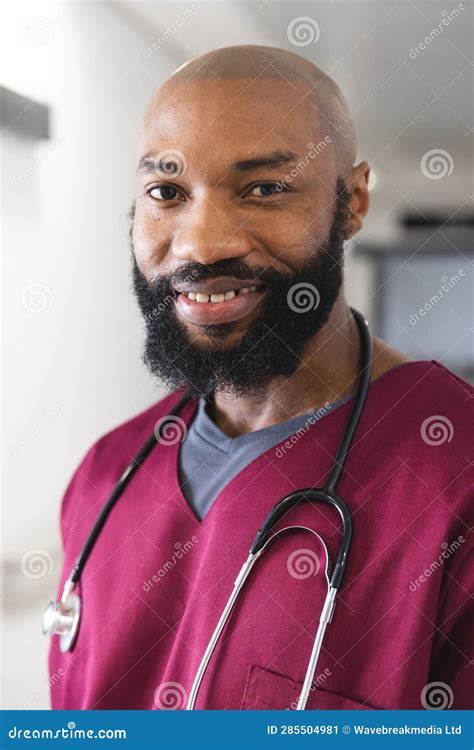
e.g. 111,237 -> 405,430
58,388 -> 188,540
371,337 -> 473,413
367,358 -> 473,511
371,356 -> 473,438
82,387 -> 187,469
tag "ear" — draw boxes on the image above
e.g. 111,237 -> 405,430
344,162 -> 370,240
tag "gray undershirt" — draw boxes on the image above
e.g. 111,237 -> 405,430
178,394 -> 352,521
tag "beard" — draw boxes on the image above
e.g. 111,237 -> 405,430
131,177 -> 351,399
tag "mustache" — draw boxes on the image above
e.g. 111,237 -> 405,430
131,252 -> 290,294
166,259 -> 275,289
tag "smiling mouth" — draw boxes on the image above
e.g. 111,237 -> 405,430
174,282 -> 266,325
179,285 -> 259,303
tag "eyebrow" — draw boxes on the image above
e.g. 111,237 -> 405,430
136,149 -> 299,174
231,150 -> 299,172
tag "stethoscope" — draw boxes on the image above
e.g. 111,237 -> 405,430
43,306 -> 373,711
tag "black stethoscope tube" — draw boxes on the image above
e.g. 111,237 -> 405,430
249,308 -> 372,590
69,393 -> 192,584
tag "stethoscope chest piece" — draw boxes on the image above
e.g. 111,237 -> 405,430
42,592 -> 81,653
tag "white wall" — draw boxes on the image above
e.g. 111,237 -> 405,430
1,1 -> 173,709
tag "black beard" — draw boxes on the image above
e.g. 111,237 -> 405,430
131,178 -> 351,399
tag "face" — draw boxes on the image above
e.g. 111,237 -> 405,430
131,78 -> 352,397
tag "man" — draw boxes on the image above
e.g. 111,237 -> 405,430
48,45 -> 472,710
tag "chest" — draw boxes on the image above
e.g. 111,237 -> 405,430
51,434 -> 450,710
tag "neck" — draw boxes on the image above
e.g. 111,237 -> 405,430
210,295 -> 363,437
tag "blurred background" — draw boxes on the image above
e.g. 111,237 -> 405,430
1,0 -> 472,709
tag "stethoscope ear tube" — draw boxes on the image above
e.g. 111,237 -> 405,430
250,490 -> 352,589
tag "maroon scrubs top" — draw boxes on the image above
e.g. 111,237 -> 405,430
48,360 -> 473,710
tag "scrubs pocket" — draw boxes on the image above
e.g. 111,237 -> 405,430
240,664 -> 377,710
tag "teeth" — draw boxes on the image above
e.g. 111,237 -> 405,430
239,286 -> 257,294
184,286 -> 259,302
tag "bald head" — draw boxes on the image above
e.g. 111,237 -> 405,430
145,44 -> 356,178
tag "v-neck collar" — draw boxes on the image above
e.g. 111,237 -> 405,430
168,359 -> 436,527
191,395 -> 350,454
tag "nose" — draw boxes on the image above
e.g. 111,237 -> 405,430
171,196 -> 254,265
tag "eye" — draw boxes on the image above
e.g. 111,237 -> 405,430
147,185 -> 185,201
246,182 -> 289,198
